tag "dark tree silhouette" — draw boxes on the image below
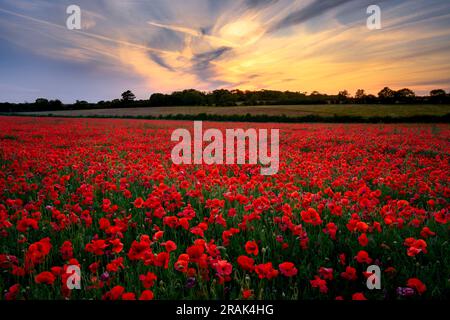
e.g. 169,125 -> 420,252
121,90 -> 136,102
355,89 -> 366,99
378,87 -> 396,102
430,89 -> 446,97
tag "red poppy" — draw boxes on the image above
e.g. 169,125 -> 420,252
5,284 -> 20,300
255,262 -> 279,280
352,292 -> 367,300
407,278 -> 426,295
237,255 -> 255,272
128,235 -> 152,261
26,237 -> 52,267
175,259 -> 189,273
355,250 -> 372,264
139,272 -> 157,289
162,240 -> 177,252
110,238 -> 124,254
405,239 -> 428,257
85,239 -> 108,256
319,267 -> 334,280
106,257 -> 124,273
245,241 -> 259,256
139,290 -> 154,300
420,227 -> 435,239
153,252 -> 170,269
301,208 -> 322,225
186,244 -> 204,263
122,293 -> 136,300
60,241 -> 73,260
279,262 -> 298,277
215,260 -> 232,276
133,197 -> 144,208
358,233 -> 369,247
310,276 -> 328,294
341,266 -> 358,281
103,285 -> 125,300
35,271 -> 56,285
242,289 -> 254,299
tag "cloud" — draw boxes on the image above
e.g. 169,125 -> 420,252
268,0 -> 354,32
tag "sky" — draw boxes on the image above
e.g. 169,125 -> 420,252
0,0 -> 450,103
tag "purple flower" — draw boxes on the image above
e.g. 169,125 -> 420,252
396,287 -> 415,297
185,277 -> 196,289
100,271 -> 110,282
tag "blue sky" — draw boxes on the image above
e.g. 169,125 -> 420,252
1,0 -> 450,103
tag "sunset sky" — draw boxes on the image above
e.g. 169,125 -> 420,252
1,0 -> 450,103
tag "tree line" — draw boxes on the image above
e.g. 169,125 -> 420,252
1,88 -> 449,113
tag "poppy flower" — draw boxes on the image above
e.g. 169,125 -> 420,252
103,285 -> 125,300
407,278 -> 426,295
5,284 -> 20,300
139,272 -> 158,288
355,250 -> 372,264
133,197 -> 144,208
352,292 -> 367,300
85,239 -> 108,256
162,240 -> 177,252
186,245 -> 204,263
405,239 -> 428,257
301,208 -> 322,225
26,237 -> 52,266
279,262 -> 298,277
420,227 -> 435,239
35,271 -> 56,285
319,267 -> 334,280
122,293 -> 136,300
245,241 -> 259,256
358,233 -> 369,247
237,255 -> 255,272
341,266 -> 358,281
110,238 -> 124,254
242,289 -> 254,299
255,262 -> 279,280
175,258 -> 190,271
153,252 -> 170,269
310,276 -> 328,294
215,260 -> 232,276
60,241 -> 74,260
106,257 -> 124,273
139,290 -> 154,300
324,222 -> 337,240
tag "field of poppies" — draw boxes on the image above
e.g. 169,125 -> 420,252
0,116 -> 449,300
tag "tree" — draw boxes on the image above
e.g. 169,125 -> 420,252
396,88 -> 415,99
337,90 -> 350,103
378,87 -> 396,102
430,89 -> 446,97
429,89 -> 448,103
150,93 -> 168,106
35,98 -> 49,105
394,88 -> 415,103
121,90 -> 136,102
355,89 -> 366,99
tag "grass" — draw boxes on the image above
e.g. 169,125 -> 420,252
17,104 -> 450,119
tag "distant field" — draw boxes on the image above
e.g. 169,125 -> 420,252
18,104 -> 450,118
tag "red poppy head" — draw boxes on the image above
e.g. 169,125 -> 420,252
245,241 -> 259,256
